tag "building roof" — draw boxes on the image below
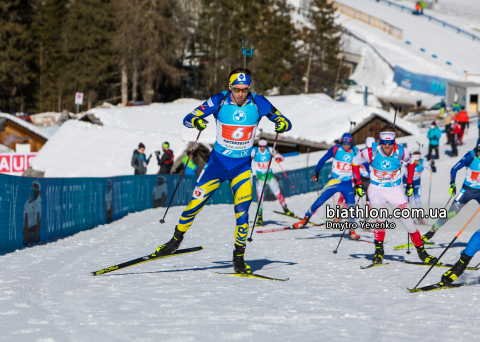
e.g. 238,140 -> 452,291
0,113 -> 51,140
447,81 -> 480,88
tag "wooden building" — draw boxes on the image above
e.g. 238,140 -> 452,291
0,114 -> 49,152
350,113 -> 412,143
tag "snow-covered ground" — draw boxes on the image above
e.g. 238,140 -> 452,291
2,121 -> 480,341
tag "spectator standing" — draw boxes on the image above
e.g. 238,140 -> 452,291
444,110 -> 452,143
427,121 -> 441,160
419,0 -> 425,14
131,142 -> 151,175
456,110 -> 469,146
451,121 -> 462,157
156,141 -> 174,174
452,101 -> 462,114
414,2 -> 421,14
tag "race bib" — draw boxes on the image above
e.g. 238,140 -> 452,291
372,169 -> 400,180
221,124 -> 255,142
335,161 -> 351,172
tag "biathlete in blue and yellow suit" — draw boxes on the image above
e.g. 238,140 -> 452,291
293,133 -> 361,240
152,67 -> 292,274
422,137 -> 480,243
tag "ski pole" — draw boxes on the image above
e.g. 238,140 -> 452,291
407,196 -> 411,255
159,131 -> 202,224
413,206 -> 480,289
333,197 -> 361,254
277,162 -> 294,189
248,133 -> 279,242
444,196 -> 452,209
427,170 -> 433,213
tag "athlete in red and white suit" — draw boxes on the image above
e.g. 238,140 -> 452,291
352,146 -> 420,243
351,127 -> 438,265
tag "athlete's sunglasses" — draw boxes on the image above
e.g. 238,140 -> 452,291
232,87 -> 250,93
380,139 -> 395,146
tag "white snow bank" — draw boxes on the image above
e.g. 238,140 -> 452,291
30,112 -> 64,127
29,120 -> 189,177
86,93 -> 418,146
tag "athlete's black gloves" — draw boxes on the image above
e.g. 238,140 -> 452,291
405,183 -> 413,197
312,172 -> 319,183
275,121 -> 287,133
355,181 -> 365,197
449,182 -> 456,197
192,118 -> 208,131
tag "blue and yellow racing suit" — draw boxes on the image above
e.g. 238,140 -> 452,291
306,145 -> 358,220
178,91 -> 292,246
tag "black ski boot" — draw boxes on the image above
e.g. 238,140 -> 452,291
233,244 -> 251,274
421,227 -> 437,242
256,212 -> 263,226
372,241 -> 384,264
416,244 -> 438,265
152,226 -> 184,257
439,253 -> 472,286
283,206 -> 294,217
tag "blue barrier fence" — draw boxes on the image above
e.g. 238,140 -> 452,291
393,65 -> 453,96
0,162 -> 331,254
377,0 -> 480,42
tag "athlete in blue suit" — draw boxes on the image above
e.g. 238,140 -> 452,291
423,138 -> 480,243
293,133 -> 360,240
152,67 -> 292,274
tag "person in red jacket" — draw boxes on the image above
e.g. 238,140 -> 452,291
456,110 -> 469,146
451,121 -> 462,157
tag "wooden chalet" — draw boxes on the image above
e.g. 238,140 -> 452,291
0,114 -> 49,152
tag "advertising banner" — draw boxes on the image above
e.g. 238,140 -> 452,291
0,162 -> 331,254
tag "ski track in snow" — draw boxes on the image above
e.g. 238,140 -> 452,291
3,130 -> 480,341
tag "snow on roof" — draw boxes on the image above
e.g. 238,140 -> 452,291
257,94 -> 419,144
84,93 -> 418,146
0,113 -> 51,140
30,120 -> 189,178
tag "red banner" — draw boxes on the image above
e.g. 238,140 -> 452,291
0,153 -> 37,174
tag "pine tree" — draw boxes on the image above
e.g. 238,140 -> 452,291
113,0 -> 185,104
197,0 -> 298,96
302,0 -> 344,95
63,0 -> 116,111
0,0 -> 36,113
250,0 -> 298,94
33,0 -> 68,112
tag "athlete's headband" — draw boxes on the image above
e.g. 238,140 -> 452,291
258,139 -> 268,147
379,132 -> 395,144
229,73 -> 251,87
413,154 -> 421,161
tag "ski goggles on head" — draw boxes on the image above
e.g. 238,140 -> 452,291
229,73 -> 251,87
379,132 -> 395,146
232,87 -> 250,93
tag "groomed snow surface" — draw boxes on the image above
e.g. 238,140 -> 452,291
3,128 -> 480,341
